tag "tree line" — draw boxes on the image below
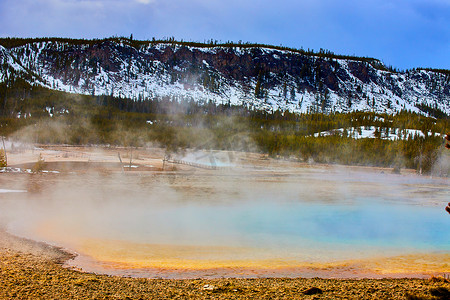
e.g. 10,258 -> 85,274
0,80 -> 448,175
0,37 -> 395,72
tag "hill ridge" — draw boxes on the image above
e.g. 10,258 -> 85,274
0,37 -> 449,116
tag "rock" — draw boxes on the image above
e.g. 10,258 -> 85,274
303,287 -> 323,295
202,284 -> 215,291
430,287 -> 450,299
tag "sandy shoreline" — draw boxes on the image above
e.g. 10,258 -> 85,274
5,225 -> 449,280
60,237 -> 449,280
1,230 -> 450,299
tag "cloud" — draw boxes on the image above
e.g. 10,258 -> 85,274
136,0 -> 155,4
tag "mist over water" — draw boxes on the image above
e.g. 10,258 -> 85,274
1,164 -> 449,277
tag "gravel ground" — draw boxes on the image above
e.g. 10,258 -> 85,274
1,231 -> 449,300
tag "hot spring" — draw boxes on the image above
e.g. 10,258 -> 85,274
1,164 -> 449,278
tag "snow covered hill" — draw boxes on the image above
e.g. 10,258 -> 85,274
313,127 -> 439,140
1,38 -> 449,115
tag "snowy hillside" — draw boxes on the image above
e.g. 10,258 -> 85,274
0,38 -> 449,115
313,127 -> 440,140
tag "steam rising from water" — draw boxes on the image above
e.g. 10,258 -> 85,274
1,164 -> 449,277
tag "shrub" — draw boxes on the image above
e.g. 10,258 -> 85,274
0,150 -> 6,168
32,153 -> 45,173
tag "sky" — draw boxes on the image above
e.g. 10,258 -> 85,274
0,0 -> 449,70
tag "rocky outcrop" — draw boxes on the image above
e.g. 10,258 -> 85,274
1,38 -> 449,115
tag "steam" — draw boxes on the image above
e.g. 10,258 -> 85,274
431,144 -> 450,176
2,161 -> 449,253
1,137 -> 449,279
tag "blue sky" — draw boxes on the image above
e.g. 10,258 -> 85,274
0,0 -> 449,70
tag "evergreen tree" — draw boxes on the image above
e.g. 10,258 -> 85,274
290,86 -> 296,103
